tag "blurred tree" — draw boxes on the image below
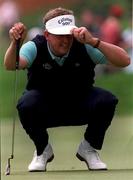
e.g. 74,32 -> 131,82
73,0 -> 131,18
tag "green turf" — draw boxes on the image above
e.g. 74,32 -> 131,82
95,71 -> 133,116
1,116 -> 133,180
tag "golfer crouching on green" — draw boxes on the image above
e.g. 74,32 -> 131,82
4,7 -> 130,172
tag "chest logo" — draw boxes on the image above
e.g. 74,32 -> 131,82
43,63 -> 53,70
75,63 -> 80,67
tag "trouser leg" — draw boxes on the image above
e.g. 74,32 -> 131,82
16,87 -> 118,153
17,90 -> 49,155
83,87 -> 118,150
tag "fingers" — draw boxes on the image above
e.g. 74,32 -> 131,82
9,22 -> 27,41
10,27 -> 21,40
71,27 -> 94,44
71,27 -> 87,43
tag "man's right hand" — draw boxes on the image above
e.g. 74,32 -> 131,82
9,22 -> 27,43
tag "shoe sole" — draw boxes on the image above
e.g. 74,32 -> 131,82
76,153 -> 107,171
29,154 -> 54,172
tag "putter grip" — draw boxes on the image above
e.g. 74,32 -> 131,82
16,39 -> 20,70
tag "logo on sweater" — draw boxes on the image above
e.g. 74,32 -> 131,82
43,63 -> 52,70
75,63 -> 80,67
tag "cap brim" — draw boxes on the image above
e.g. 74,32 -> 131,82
47,25 -> 77,35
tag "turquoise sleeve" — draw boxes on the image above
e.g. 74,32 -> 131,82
85,44 -> 108,64
20,41 -> 37,67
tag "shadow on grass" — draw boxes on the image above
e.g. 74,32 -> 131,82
4,168 -> 133,176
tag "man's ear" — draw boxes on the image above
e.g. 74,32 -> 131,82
44,30 -> 49,40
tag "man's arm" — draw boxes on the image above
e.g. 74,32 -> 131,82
4,22 -> 28,70
72,27 -> 130,67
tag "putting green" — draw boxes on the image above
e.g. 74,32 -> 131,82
1,116 -> 133,180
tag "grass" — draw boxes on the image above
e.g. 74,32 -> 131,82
1,116 -> 133,180
0,69 -> 26,118
95,70 -> 133,116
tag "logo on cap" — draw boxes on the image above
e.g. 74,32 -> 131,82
58,17 -> 72,26
45,14 -> 77,35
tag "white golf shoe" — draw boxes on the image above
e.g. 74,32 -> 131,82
28,144 -> 54,172
76,139 -> 107,170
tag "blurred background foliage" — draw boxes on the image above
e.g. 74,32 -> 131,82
0,0 -> 132,118
18,0 -> 132,28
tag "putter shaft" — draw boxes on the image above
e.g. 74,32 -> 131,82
5,39 -> 20,176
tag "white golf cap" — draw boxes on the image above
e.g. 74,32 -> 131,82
45,14 -> 77,35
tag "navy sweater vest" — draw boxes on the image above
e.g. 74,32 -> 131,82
26,35 -> 95,101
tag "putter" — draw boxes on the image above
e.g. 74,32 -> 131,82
5,39 -> 20,175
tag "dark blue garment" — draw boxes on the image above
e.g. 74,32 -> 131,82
17,35 -> 118,154
26,35 -> 95,101
17,87 -> 118,152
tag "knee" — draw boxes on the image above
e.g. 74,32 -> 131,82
106,93 -> 118,106
17,97 -> 32,113
100,91 -> 118,107
17,90 -> 42,112
17,99 -> 33,112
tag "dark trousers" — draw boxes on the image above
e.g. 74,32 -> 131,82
17,87 -> 118,155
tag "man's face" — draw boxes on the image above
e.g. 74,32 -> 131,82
44,31 -> 73,57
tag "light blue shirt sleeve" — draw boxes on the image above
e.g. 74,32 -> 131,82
84,44 -> 108,64
20,41 -> 37,67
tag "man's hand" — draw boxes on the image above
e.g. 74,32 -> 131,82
4,22 -> 28,70
71,27 -> 98,47
9,22 -> 27,43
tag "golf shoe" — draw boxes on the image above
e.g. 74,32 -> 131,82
76,139 -> 107,170
28,143 -> 54,172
